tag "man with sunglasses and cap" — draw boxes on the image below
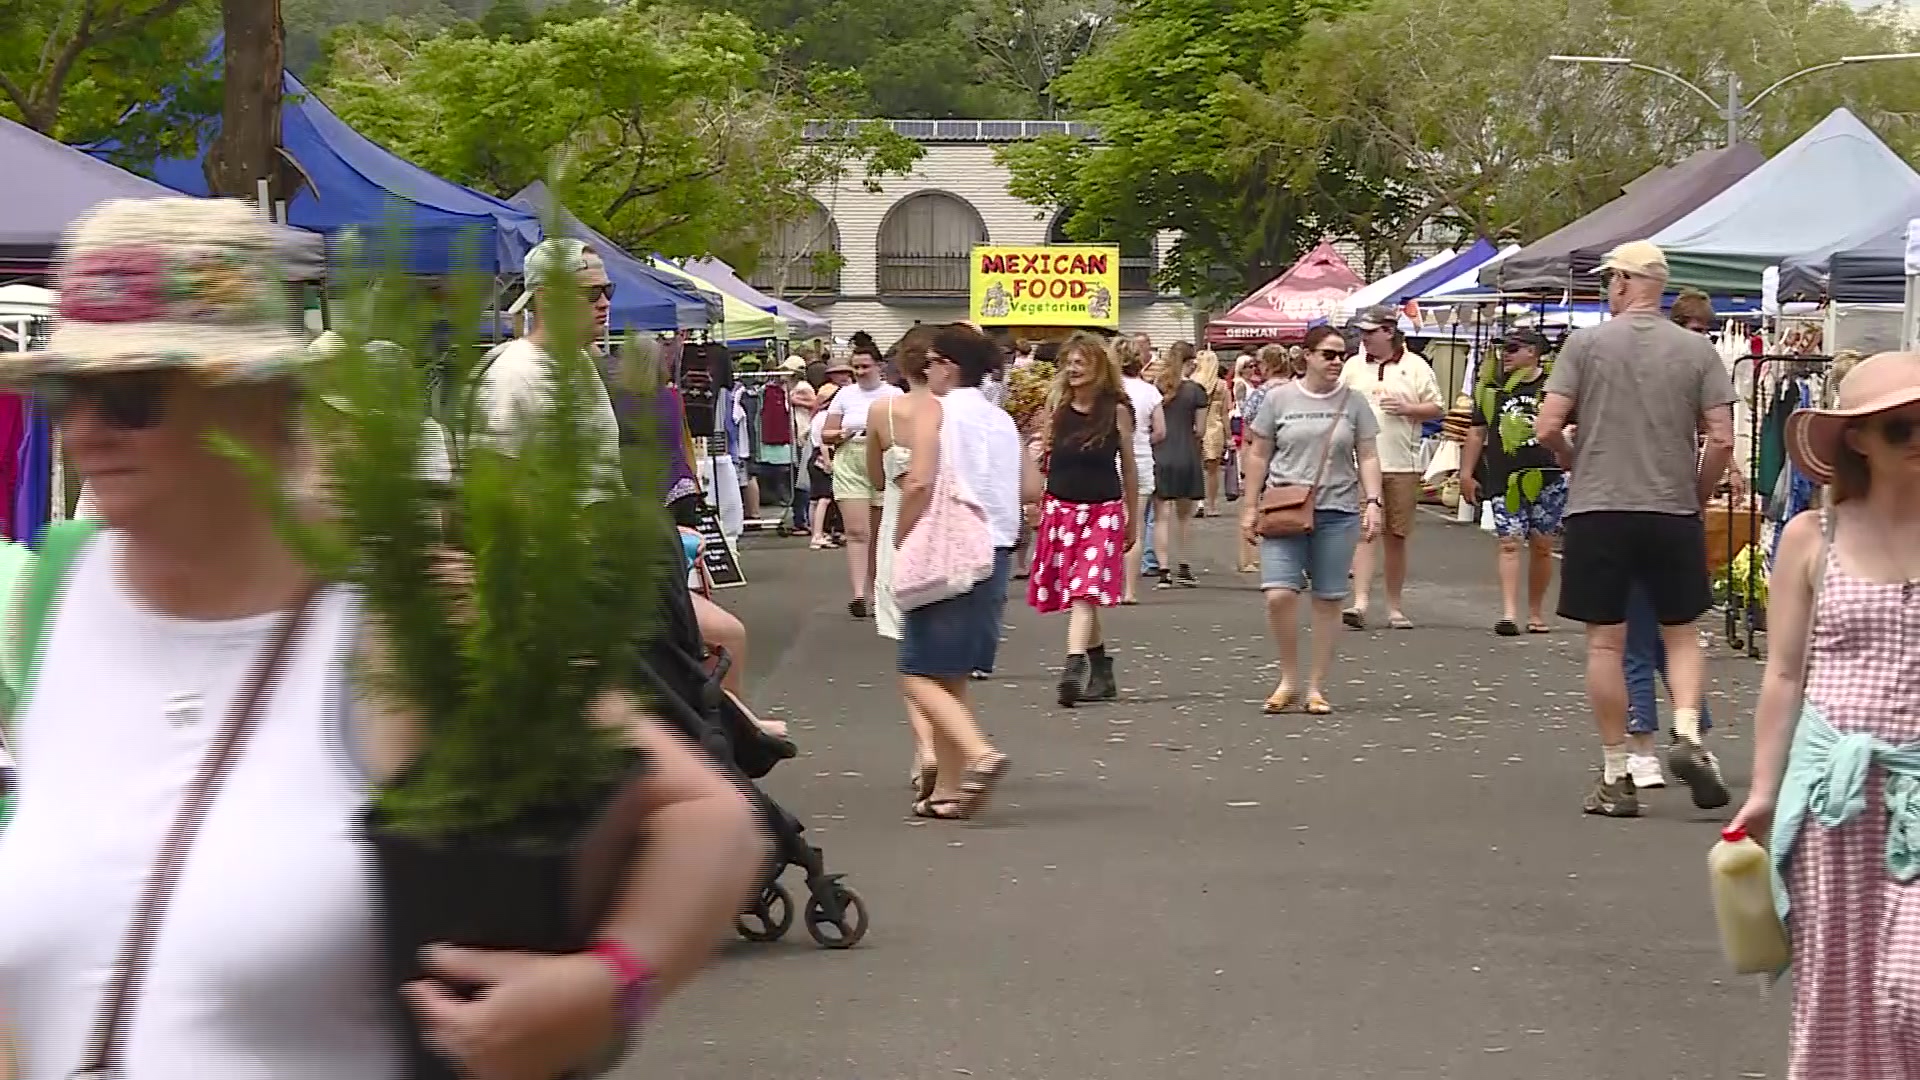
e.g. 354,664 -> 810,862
1460,327 -> 1563,638
1340,304 -> 1444,630
482,237 -> 623,494
1537,240 -> 1737,818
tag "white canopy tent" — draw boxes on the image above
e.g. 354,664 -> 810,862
1335,249 -> 1456,324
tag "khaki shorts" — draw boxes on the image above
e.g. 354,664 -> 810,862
831,436 -> 876,503
1382,473 -> 1421,539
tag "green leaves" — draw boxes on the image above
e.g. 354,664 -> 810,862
0,0 -> 218,150
294,176 -> 672,839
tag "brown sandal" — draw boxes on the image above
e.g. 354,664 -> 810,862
1263,687 -> 1296,714
954,752 -> 1011,818
1304,692 -> 1333,715
911,759 -> 938,802
912,798 -> 967,820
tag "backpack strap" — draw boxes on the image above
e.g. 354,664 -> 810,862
9,520 -> 101,720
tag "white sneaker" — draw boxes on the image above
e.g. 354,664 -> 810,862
1627,754 -> 1666,789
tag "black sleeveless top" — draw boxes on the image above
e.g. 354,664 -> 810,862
1047,402 -> 1125,503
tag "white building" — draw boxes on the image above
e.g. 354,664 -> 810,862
746,119 -> 1199,347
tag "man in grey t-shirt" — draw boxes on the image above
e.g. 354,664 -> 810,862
1536,240 -> 1736,819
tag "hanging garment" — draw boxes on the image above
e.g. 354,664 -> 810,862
0,394 -> 27,540
758,383 -> 792,446
13,401 -> 51,547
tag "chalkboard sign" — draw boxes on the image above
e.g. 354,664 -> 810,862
693,501 -> 745,589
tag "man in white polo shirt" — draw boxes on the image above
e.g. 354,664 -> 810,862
1340,305 -> 1444,629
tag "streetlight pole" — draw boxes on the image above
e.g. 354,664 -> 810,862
1548,53 -> 1920,148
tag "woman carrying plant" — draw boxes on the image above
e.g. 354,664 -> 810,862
1728,352 -> 1920,1080
1239,324 -> 1383,716
1027,333 -> 1140,706
821,346 -> 902,618
1151,341 -> 1206,588
894,324 -> 1026,820
0,201 -> 765,1080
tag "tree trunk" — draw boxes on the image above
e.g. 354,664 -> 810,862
204,0 -> 285,201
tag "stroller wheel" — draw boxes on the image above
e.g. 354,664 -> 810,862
736,883 -> 794,942
805,884 -> 869,949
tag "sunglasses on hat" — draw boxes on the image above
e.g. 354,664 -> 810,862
37,372 -> 171,431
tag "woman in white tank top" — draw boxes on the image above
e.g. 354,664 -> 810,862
0,199 -> 765,1080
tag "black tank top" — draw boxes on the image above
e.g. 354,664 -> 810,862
1048,403 -> 1124,503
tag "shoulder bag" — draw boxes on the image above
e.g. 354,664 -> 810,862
1255,389 -> 1350,539
892,417 -> 995,612
71,581 -> 322,1079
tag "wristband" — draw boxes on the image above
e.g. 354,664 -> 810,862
589,939 -> 658,1034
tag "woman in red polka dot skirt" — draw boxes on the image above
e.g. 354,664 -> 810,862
1026,333 -> 1141,707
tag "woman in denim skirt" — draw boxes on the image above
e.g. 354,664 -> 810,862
1239,324 -> 1384,716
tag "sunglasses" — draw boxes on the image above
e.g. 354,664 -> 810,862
38,372 -> 171,431
1870,414 -> 1919,447
1309,347 -> 1348,361
590,282 -> 616,301
1503,342 -> 1537,354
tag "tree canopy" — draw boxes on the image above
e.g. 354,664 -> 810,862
316,4 -> 920,264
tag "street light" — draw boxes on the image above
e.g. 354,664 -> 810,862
1548,52 -> 1920,147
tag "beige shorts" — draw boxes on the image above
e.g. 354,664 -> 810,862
1382,473 -> 1421,539
831,437 -> 876,503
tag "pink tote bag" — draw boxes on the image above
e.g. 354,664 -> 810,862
892,441 -> 995,612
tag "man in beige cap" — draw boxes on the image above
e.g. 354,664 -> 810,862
482,237 -> 622,494
1536,240 -> 1737,818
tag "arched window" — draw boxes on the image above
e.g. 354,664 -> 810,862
1047,210 -> 1156,294
748,199 -> 841,298
877,191 -> 989,296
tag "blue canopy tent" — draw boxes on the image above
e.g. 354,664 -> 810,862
1388,239 -> 1500,307
509,183 -> 713,332
136,72 -> 541,276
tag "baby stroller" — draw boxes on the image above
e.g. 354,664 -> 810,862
629,530 -> 870,949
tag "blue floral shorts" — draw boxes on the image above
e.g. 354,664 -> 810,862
1490,475 -> 1569,540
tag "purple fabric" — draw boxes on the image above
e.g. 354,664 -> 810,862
604,363 -> 698,506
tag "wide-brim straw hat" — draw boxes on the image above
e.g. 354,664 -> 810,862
4,197 -> 308,386
1786,351 -> 1920,484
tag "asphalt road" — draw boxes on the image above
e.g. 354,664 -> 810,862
629,508 -> 1790,1080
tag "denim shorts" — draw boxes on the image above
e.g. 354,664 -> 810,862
1259,509 -> 1362,600
899,547 -> 1012,678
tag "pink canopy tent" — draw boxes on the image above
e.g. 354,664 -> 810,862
1205,241 -> 1364,346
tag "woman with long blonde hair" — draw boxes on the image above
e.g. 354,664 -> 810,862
1027,333 -> 1140,705
1193,350 -> 1231,515
1150,341 -> 1205,588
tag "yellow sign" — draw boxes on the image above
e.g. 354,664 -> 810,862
969,244 -> 1120,328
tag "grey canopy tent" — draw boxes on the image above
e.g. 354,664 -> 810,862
1481,143 -> 1764,295
1654,108 -> 1920,295
0,115 -> 325,281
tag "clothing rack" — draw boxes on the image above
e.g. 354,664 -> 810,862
1722,352 -> 1835,657
732,369 -> 801,535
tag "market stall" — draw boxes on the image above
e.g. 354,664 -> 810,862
1204,241 -> 1363,346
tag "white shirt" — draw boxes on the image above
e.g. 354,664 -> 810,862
1122,376 -> 1163,469
1340,349 -> 1443,474
0,533 -> 401,1079
476,338 -> 623,492
823,380 -> 902,438
938,386 -> 1022,548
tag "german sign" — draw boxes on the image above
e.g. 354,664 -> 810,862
970,244 -> 1121,328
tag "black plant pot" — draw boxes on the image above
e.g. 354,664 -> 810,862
365,758 -> 645,1080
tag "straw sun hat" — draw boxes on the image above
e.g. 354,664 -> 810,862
1786,351 -> 1920,484
8,197 -> 306,385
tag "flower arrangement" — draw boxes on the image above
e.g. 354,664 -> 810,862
1003,360 -> 1056,435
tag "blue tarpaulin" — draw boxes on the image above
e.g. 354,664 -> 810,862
1389,239 -> 1500,305
137,72 -> 541,275
510,183 -> 714,332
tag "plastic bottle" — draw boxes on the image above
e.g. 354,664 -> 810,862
1709,824 -> 1790,975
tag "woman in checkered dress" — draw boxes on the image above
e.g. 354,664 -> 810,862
1731,353 -> 1920,1078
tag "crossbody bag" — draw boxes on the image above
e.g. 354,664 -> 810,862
1255,389 -> 1351,539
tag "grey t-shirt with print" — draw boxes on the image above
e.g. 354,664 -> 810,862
1250,382 -> 1379,513
1543,314 -> 1735,517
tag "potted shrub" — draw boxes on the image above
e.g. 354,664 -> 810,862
269,224 -> 673,1078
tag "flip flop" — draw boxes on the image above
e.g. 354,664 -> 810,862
1304,693 -> 1333,715
1263,687 -> 1296,714
1527,621 -> 1552,634
1495,619 -> 1521,637
1387,614 -> 1414,630
1341,608 -> 1366,630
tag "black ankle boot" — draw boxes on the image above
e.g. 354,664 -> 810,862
1085,646 -> 1118,701
1057,653 -> 1090,707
